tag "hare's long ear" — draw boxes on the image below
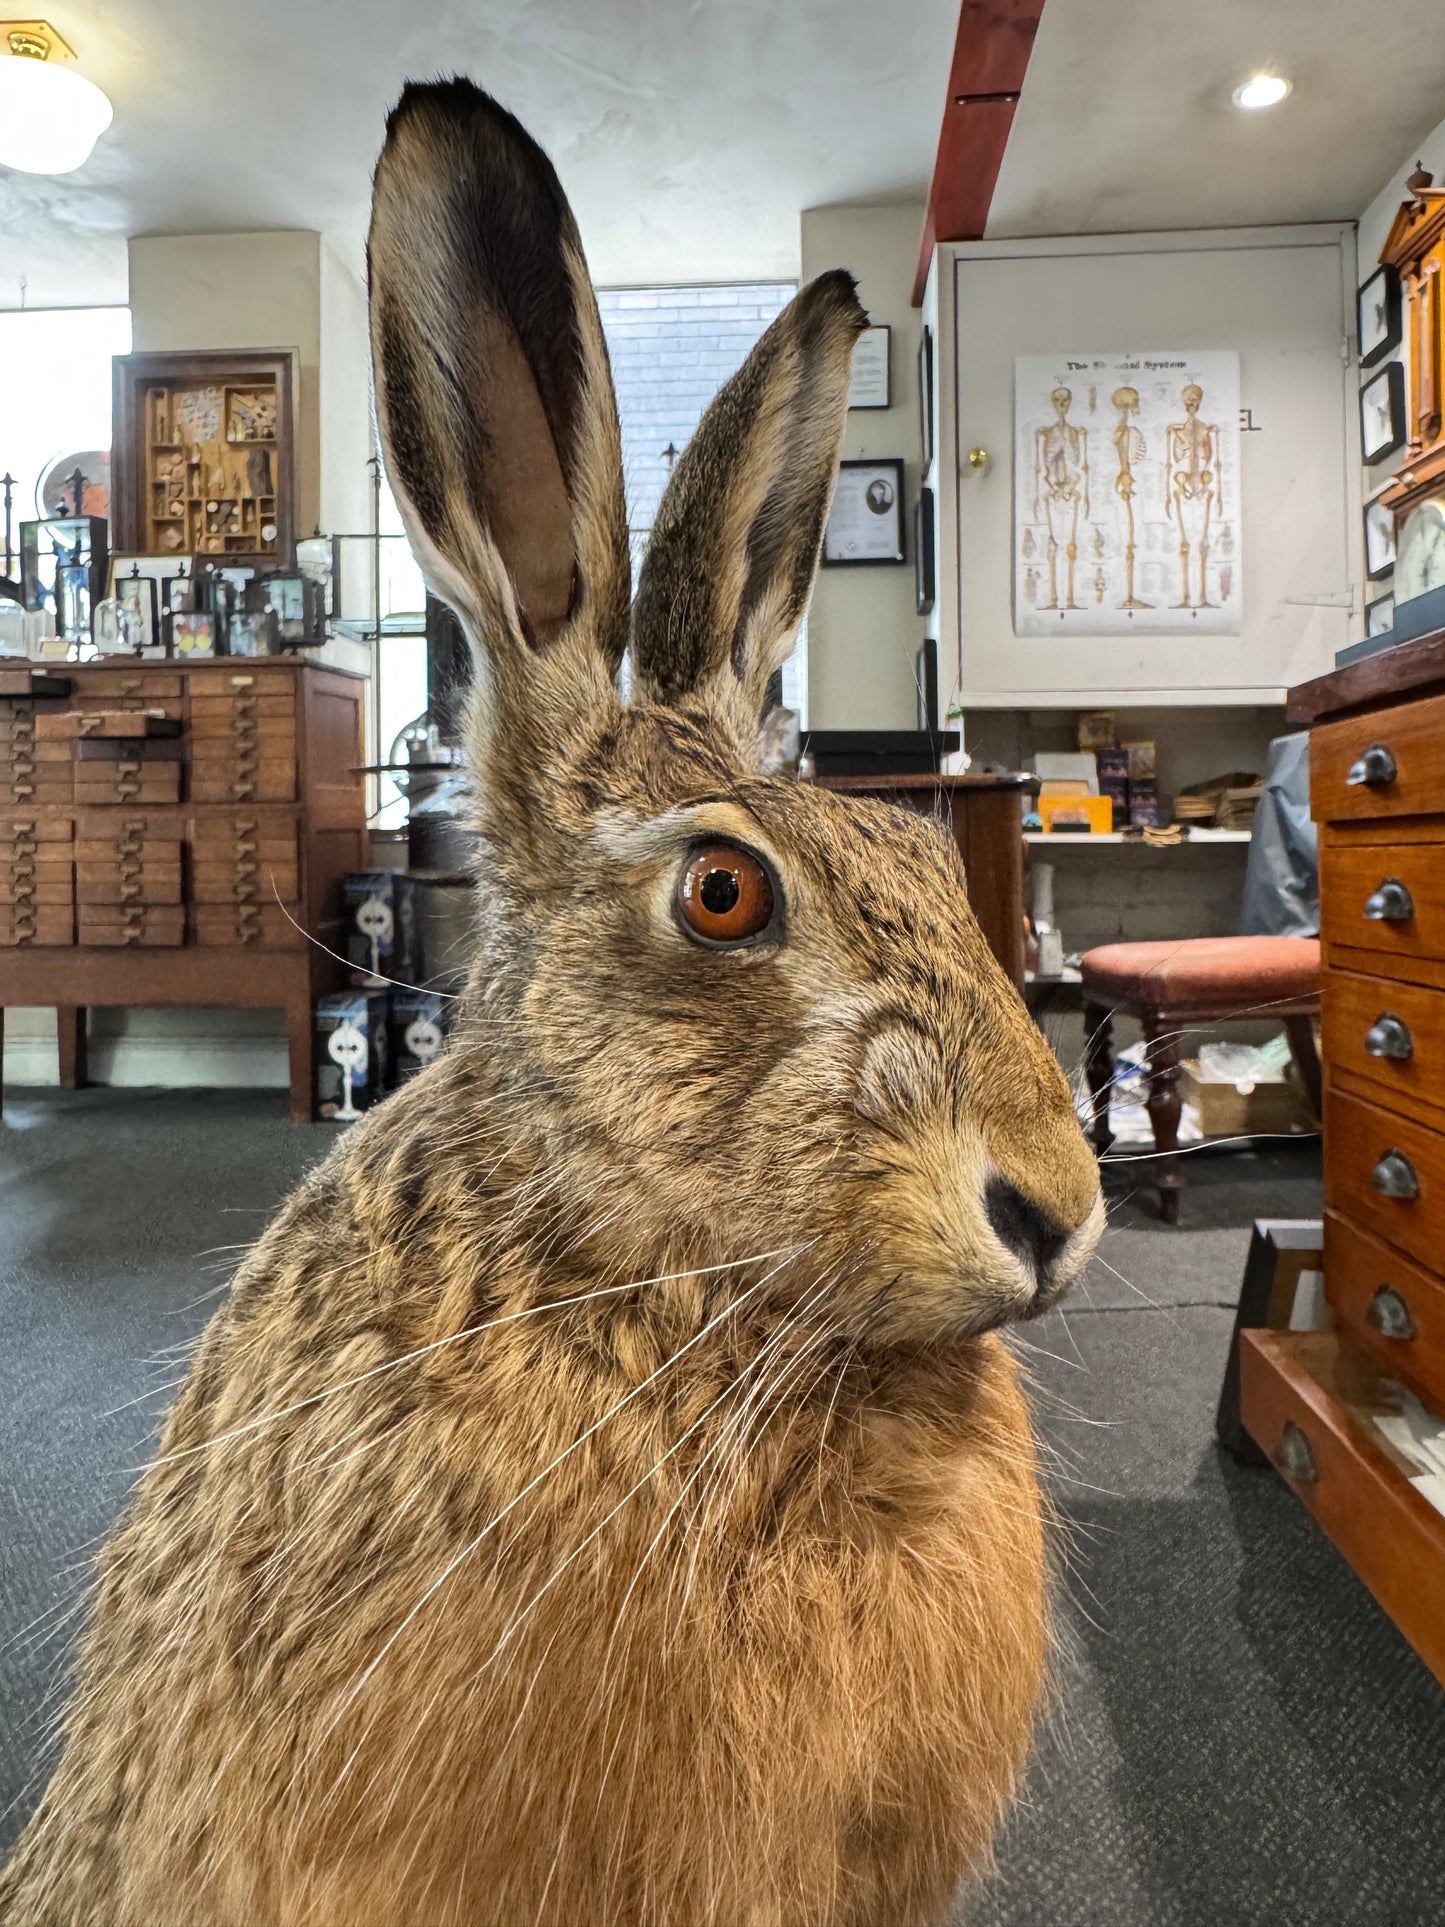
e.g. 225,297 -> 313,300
630,271 -> 866,744
368,80 -> 630,745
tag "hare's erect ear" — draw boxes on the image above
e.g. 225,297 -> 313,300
368,79 -> 630,694
630,271 -> 866,736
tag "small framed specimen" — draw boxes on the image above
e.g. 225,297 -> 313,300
171,612 -> 217,658
1360,360 -> 1406,464
1357,264 -> 1402,369
1366,591 -> 1395,638
846,326 -> 891,409
823,460 -> 906,565
1364,493 -> 1397,580
914,487 -> 936,613
115,568 -> 160,652
918,326 -> 935,470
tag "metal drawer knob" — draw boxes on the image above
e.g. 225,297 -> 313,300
1371,1150 -> 1420,1199
1364,878 -> 1414,921
1366,1283 -> 1416,1340
1364,1013 -> 1413,1059
1346,743 -> 1399,787
1274,1420 -> 1317,1483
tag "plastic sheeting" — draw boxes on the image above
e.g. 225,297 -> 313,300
1239,732 -> 1318,937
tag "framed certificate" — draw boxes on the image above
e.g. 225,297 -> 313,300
823,459 -> 906,565
846,325 -> 890,409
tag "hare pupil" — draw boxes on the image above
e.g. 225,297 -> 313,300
700,868 -> 740,914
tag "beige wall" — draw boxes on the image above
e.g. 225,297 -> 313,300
800,204 -> 927,729
319,237 -> 375,537
127,230 -> 324,530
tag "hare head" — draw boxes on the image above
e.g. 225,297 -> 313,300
369,80 -> 1102,1345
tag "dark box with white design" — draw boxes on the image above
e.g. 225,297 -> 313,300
315,990 -> 390,1120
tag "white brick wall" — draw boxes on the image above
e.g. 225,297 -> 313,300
598,284 -> 808,713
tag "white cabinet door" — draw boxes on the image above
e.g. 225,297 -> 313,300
951,230 -> 1356,706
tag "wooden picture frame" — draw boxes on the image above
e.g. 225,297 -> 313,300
1364,493 -> 1397,580
822,459 -> 906,566
1358,263 -> 1403,370
1215,1218 -> 1324,1462
914,486 -> 936,613
918,325 -> 935,470
111,348 -> 297,572
847,325 -> 890,409
1360,359 -> 1406,464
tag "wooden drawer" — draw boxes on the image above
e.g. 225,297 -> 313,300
68,671 -> 182,703
0,814 -> 71,849
188,806 -> 298,856
1325,1211 -> 1445,1401
1312,691 -> 1445,822
0,770 -> 72,806
191,861 -> 299,905
0,874 -> 72,906
1240,1328 -> 1445,1686
1322,968 -> 1445,1120
74,808 -> 183,845
188,694 -> 296,725
77,909 -> 186,946
184,664 -> 294,691
1325,1086 -> 1445,1273
1321,840 -> 1445,972
190,761 -> 296,804
193,902 -> 304,948
0,904 -> 73,946
73,764 -> 182,807
76,867 -> 183,907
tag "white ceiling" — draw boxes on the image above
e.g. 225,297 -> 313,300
0,0 -> 958,309
989,0 -> 1445,238
6,1 -> 1445,315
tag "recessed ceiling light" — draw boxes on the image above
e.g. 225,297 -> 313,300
1233,73 -> 1291,111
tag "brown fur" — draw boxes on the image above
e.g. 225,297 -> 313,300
0,79 -> 1102,1927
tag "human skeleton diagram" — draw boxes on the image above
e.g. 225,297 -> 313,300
1164,382 -> 1223,610
1111,386 -> 1151,609
1032,386 -> 1089,610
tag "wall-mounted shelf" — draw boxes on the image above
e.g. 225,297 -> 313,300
1024,829 -> 1252,846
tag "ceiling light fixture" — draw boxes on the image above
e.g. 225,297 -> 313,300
0,19 -> 112,175
1232,73 -> 1291,111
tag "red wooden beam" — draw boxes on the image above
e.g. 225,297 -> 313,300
912,0 -> 1046,304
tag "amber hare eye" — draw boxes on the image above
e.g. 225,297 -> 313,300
677,842 -> 776,946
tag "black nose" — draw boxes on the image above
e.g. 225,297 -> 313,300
984,1177 -> 1071,1275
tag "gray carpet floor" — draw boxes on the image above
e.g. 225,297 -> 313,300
2,1089 -> 1443,1922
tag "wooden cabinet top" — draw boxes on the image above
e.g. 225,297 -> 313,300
1287,627 -> 1445,725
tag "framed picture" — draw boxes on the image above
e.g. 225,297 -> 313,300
1364,494 -> 1397,580
1366,591 -> 1395,637
171,611 -> 216,658
1360,361 -> 1406,464
115,569 -> 159,651
822,459 -> 906,565
1358,264 -> 1402,369
914,486 -> 936,613
847,325 -> 890,409
105,554 -> 177,600
918,326 -> 935,470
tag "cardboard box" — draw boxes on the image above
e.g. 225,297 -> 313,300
316,991 -> 390,1120
1180,1060 -> 1316,1139
389,988 -> 452,1086
344,871 -> 423,987
1038,794 -> 1114,833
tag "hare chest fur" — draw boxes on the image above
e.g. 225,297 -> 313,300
0,76 -> 1102,1927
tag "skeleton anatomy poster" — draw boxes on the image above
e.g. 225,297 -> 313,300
1013,351 -> 1242,637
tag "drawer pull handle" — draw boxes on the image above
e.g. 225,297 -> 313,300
1364,878 -> 1414,921
1364,1013 -> 1413,1059
1346,743 -> 1398,787
1366,1284 -> 1416,1341
1371,1150 -> 1420,1199
1274,1420 -> 1317,1484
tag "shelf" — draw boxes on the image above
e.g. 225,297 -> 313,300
1023,829 -> 1252,846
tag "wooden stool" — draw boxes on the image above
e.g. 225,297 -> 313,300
1080,937 -> 1321,1223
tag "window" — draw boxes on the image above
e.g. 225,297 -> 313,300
597,284 -> 805,717
0,305 -> 132,531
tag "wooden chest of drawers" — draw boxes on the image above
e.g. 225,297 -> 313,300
0,659 -> 367,1119
1242,636 -> 1445,1686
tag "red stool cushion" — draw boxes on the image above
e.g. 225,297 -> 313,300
1079,936 -> 1320,1010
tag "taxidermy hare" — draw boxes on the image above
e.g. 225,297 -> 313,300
1,80 -> 1103,1927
